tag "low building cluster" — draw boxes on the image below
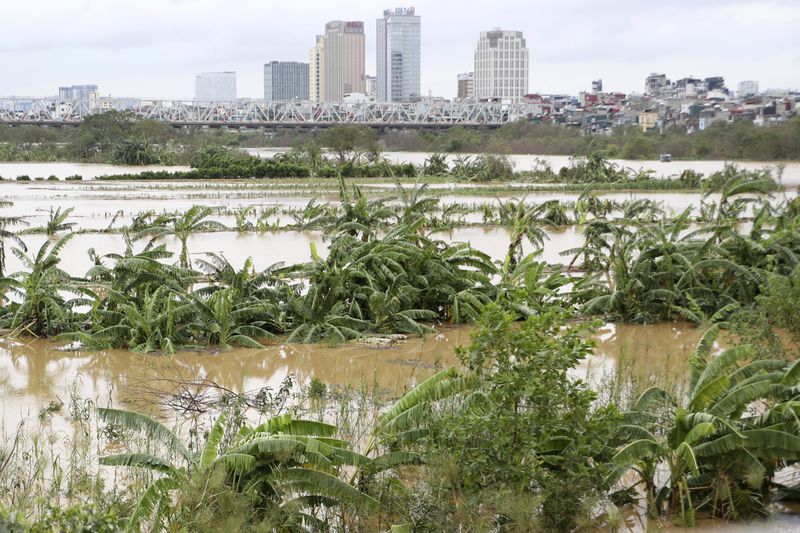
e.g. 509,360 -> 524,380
515,74 -> 797,134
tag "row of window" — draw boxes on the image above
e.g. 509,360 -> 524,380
476,71 -> 528,80
476,80 -> 527,88
476,60 -> 527,69
476,51 -> 527,59
476,90 -> 527,99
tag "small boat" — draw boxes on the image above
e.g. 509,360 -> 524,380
660,153 -> 672,162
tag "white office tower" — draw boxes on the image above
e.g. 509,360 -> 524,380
737,80 -> 759,98
474,29 -> 529,102
376,7 -> 421,102
195,72 -> 237,101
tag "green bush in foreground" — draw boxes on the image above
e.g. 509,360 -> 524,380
420,308 -> 623,530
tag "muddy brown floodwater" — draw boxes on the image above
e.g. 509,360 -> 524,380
0,322 -> 705,431
2,166 -> 800,530
2,319 -> 799,529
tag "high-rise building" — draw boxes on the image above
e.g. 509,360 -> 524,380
58,84 -> 99,100
263,61 -> 309,101
457,72 -> 474,100
737,80 -> 759,98
592,79 -> 603,93
195,72 -> 237,101
365,75 -> 377,100
376,7 -> 421,102
474,29 -> 529,102
322,21 -> 365,101
309,35 -> 325,103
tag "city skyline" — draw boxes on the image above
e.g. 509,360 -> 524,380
1,0 -> 799,99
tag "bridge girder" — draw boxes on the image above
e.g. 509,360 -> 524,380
0,98 -> 540,127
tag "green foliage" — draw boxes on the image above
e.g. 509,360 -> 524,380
2,235 -> 92,336
757,264 -> 800,342
44,206 -> 76,236
0,201 -> 27,276
417,307 -> 622,530
111,137 -> 161,165
68,110 -> 138,160
97,408 -> 378,531
27,502 -> 124,533
473,154 -> 515,181
321,125 -> 378,164
615,325 -> 800,524
621,134 -> 657,160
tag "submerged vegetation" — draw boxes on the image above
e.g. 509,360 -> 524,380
2,301 -> 799,531
0,167 -> 795,348
1,152 -> 800,530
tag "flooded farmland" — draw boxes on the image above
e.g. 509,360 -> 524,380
0,167 -> 723,420
0,321 -> 703,434
2,162 -> 799,531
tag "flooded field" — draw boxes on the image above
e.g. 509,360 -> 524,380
3,227 -> 588,276
248,147 -> 800,185
0,161 -> 189,180
0,321 -> 702,431
2,178 -> 795,236
2,162 -> 799,531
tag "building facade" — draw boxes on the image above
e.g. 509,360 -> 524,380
309,35 -> 325,103
365,75 -> 377,100
376,7 -> 421,102
737,80 -> 759,98
474,29 -> 529,102
644,73 -> 670,96
195,72 -> 236,101
322,21 -> 365,102
58,84 -> 99,100
263,61 -> 309,101
457,72 -> 474,100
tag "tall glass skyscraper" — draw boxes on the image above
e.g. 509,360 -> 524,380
263,61 -> 309,101
376,7 -> 420,102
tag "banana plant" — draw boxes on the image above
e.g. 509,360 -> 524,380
98,408 -> 378,532
0,200 -> 27,277
613,325 -> 800,524
137,205 -> 227,268
3,234 -> 93,336
44,206 -> 77,236
183,288 -> 275,349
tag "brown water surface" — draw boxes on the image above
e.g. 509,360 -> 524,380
3,321 -> 799,530
1,322 -> 703,430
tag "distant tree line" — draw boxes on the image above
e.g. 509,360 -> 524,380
0,111 -> 798,164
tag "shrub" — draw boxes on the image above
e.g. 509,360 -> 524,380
474,154 -> 515,181
428,307 -> 622,530
15,175 -> 31,181
757,264 -> 800,343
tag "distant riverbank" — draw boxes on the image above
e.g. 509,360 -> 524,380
1,113 -> 799,166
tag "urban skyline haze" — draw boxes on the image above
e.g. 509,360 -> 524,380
1,0 -> 798,99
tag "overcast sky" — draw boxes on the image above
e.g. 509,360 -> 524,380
1,0 -> 798,99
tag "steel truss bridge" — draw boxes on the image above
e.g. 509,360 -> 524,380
0,98 -> 542,128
